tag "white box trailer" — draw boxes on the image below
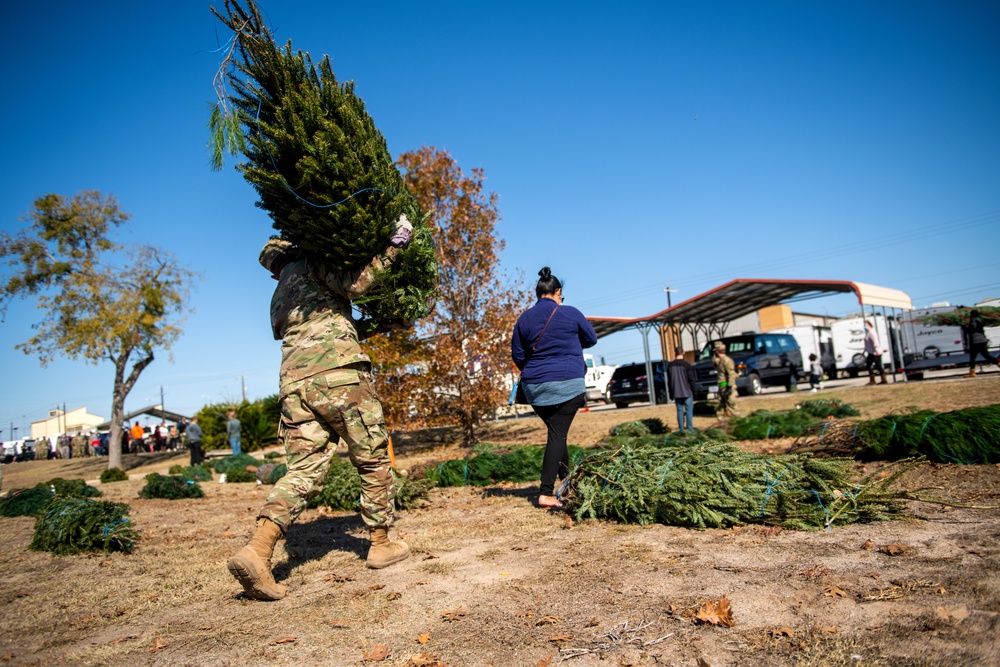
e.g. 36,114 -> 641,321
829,315 -> 897,378
767,325 -> 836,379
899,303 -> 1000,379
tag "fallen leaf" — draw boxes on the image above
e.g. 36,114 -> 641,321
0,653 -> 13,662
417,580 -> 431,585
422,553 -> 439,560
585,617 -> 599,627
547,633 -> 573,642
537,656 -> 553,667
109,636 -> 137,645
562,514 -> 575,529
362,643 -> 390,661
406,654 -> 446,667
512,545 -> 528,551
370,584 -> 386,591
534,615 -> 560,626
879,543 -> 908,556
937,588 -> 948,595
862,539 -> 874,550
268,637 -> 297,645
441,609 -> 466,622
324,573 -> 353,583
223,530 -> 233,538
822,626 -> 837,633
148,596 -> 158,602
823,586 -> 848,598
149,637 -> 167,652
696,658 -> 712,667
387,592 -> 402,601
695,596 -> 735,627
416,632 -> 431,644
200,626 -> 212,630
773,627 -> 794,637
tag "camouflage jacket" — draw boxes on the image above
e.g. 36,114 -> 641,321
713,354 -> 737,387
270,246 -> 400,383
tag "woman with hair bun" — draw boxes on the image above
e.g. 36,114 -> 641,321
511,267 -> 598,508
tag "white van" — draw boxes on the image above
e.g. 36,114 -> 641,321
768,325 -> 835,379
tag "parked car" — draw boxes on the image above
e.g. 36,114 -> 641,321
606,361 -> 667,409
691,333 -> 803,398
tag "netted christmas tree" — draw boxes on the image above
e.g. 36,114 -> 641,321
307,456 -> 432,511
139,473 -> 206,500
30,497 -> 138,555
790,404 -> 1000,464
564,440 -> 922,530
209,0 -> 437,325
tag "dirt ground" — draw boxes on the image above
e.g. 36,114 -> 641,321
1,374 -> 999,666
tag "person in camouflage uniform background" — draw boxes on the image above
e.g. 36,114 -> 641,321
713,342 -> 739,419
228,215 -> 415,602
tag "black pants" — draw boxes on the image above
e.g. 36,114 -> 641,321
189,442 -> 204,466
532,393 -> 586,496
866,353 -> 885,379
969,343 -> 998,370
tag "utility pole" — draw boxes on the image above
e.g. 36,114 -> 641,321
241,375 -> 247,403
160,385 -> 165,412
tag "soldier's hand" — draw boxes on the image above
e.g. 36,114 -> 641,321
390,214 -> 413,248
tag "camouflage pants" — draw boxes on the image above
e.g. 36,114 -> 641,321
717,386 -> 738,418
259,363 -> 395,533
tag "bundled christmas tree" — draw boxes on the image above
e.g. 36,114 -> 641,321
209,0 -> 437,325
564,440 -> 920,530
212,453 -> 262,475
791,404 -> 1000,464
30,497 -> 138,555
168,464 -> 213,482
139,473 -> 206,500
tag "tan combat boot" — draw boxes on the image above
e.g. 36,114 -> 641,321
228,517 -> 287,600
964,369 -> 976,378
367,527 -> 410,569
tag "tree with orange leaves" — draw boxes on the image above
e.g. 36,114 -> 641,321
368,147 -> 530,444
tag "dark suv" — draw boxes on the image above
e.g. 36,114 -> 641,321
606,361 -> 667,409
691,333 -> 802,399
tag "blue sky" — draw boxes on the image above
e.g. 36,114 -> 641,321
2,1 -> 999,434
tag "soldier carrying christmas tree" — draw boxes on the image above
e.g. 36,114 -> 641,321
228,219 -> 414,601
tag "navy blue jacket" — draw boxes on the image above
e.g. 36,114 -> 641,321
511,298 -> 598,383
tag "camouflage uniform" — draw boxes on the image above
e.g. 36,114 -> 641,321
35,438 -> 50,461
71,434 -> 87,459
713,346 -> 739,419
257,243 -> 401,534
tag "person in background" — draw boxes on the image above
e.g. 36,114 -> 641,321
808,353 -> 824,392
963,309 -> 1000,378
713,342 -> 738,420
511,267 -> 598,509
35,436 -> 50,461
863,320 -> 888,385
185,417 -> 204,466
226,410 -> 242,456
130,422 -> 145,453
667,346 -> 696,431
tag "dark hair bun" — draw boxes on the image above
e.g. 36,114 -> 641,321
538,267 -> 551,279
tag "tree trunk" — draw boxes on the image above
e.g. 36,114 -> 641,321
106,349 -> 154,470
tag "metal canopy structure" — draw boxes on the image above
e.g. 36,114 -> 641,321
96,405 -> 190,430
588,279 -> 912,339
587,278 -> 913,406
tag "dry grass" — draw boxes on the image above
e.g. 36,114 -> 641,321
1,375 -> 999,666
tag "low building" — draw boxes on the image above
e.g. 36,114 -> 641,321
30,407 -> 105,438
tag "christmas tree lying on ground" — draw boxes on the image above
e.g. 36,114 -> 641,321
209,0 -> 437,325
563,440 -> 924,530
